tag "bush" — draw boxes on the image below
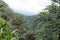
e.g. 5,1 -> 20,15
0,18 -> 18,40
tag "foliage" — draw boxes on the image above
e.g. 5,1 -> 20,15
33,0 -> 60,40
0,18 -> 18,40
0,0 -> 60,40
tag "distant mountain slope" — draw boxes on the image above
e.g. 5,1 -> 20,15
25,15 -> 36,24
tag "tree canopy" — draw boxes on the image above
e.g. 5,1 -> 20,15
0,0 -> 60,40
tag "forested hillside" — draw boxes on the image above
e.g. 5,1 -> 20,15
0,0 -> 60,40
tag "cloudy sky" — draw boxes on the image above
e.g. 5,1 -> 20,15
4,0 -> 51,16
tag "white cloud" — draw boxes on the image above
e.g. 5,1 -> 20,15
4,0 -> 51,15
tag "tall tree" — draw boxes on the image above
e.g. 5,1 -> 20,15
34,0 -> 60,40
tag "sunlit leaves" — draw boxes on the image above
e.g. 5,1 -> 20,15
0,18 -> 18,40
0,18 -> 7,27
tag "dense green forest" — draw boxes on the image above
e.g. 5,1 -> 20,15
0,0 -> 60,40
